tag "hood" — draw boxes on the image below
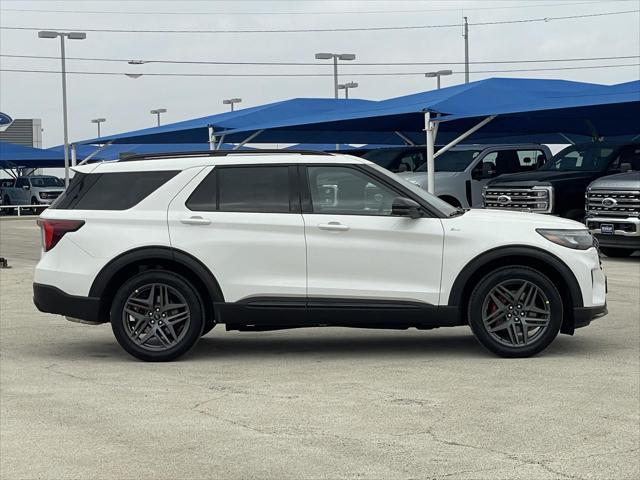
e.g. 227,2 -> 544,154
589,171 -> 640,190
460,208 -> 583,229
489,170 -> 600,186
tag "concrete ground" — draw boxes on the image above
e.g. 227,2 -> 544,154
1,216 -> 638,480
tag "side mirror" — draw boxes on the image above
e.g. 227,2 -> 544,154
22,184 -> 30,190
392,197 -> 422,219
621,162 -> 632,173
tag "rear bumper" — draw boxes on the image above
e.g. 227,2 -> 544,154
33,283 -> 103,323
573,303 -> 608,330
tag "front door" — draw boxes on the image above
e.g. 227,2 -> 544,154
302,165 -> 444,305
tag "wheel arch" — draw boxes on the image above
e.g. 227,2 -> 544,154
89,246 -> 224,323
447,245 -> 584,335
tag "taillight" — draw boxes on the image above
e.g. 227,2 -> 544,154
37,219 -> 85,252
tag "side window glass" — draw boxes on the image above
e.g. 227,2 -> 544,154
15,178 -> 27,188
516,150 -> 545,170
186,170 -> 217,211
219,166 -> 290,213
395,152 -> 422,172
307,166 -> 398,216
473,152 -> 498,177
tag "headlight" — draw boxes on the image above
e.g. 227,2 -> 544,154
536,228 -> 595,250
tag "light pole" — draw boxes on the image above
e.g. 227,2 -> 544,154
314,52 -> 356,99
337,82 -> 358,99
38,30 -> 86,188
150,108 -> 167,126
223,98 -> 242,112
425,70 -> 453,89
91,118 -> 106,138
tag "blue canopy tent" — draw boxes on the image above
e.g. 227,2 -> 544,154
0,141 -> 66,169
211,78 -> 639,192
78,98 -> 379,148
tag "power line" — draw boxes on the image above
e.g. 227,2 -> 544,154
1,53 -> 638,66
1,63 -> 637,77
1,10 -> 637,34
0,1 -> 623,16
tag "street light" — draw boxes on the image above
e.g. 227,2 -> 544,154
91,118 -> 106,138
314,52 -> 356,99
425,70 -> 453,90
150,108 -> 167,126
38,30 -> 86,188
223,98 -> 242,112
337,81 -> 358,99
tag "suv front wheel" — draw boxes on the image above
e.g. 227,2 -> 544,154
110,271 -> 204,361
468,267 -> 563,357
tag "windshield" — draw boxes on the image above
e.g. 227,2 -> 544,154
366,162 -> 459,216
30,177 -> 63,188
540,145 -> 615,172
415,150 -> 481,172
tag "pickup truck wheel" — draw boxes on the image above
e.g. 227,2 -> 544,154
599,247 -> 633,258
468,267 -> 562,357
110,271 -> 204,362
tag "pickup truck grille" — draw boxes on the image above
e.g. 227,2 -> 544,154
483,186 -> 553,213
586,189 -> 640,217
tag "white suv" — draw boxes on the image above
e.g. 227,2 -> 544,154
33,151 -> 607,361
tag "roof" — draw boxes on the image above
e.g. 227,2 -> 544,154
73,152 -> 364,174
0,141 -> 66,168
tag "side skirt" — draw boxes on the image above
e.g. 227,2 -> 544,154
215,297 -> 461,332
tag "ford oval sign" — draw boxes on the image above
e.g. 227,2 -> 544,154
602,198 -> 617,208
497,195 -> 511,205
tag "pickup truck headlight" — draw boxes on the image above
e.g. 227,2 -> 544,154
536,228 -> 595,250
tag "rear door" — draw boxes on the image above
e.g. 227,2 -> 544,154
167,164 -> 307,303
301,164 -> 444,305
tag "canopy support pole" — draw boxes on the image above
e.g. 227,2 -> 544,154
217,135 -> 226,150
433,115 -> 496,159
71,144 -> 77,167
394,131 -> 416,146
558,133 -> 575,145
424,112 -> 437,194
233,130 -> 263,150
208,126 -> 215,151
77,141 -> 113,166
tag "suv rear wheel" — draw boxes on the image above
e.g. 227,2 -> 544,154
467,267 -> 562,357
110,271 -> 204,361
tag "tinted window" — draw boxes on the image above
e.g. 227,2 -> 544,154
30,177 -> 63,187
15,178 -> 27,188
187,166 -> 291,213
52,171 -> 178,210
541,145 -> 617,172
307,166 -> 398,216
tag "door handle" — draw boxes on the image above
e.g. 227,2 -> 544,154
180,216 -> 211,225
318,222 -> 350,232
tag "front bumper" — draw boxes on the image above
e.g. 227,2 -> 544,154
33,283 -> 103,323
587,216 -> 640,249
573,303 -> 608,330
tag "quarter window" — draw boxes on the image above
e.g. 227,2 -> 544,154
306,166 -> 398,216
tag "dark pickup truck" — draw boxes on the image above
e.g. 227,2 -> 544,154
483,142 -> 640,221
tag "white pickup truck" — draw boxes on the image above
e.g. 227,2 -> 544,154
1,175 -> 65,211
387,144 -> 552,208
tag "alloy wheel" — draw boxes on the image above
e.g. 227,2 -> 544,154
481,279 -> 551,347
122,283 -> 191,351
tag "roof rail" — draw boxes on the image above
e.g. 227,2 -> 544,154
118,149 -> 333,162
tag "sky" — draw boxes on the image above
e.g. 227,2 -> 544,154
0,0 -> 639,148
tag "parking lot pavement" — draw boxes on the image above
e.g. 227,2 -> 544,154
0,217 -> 638,480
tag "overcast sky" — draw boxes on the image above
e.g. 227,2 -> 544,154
1,0 -> 639,147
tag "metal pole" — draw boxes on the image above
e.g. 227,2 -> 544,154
437,76 -> 441,90
333,56 -> 338,99
71,144 -> 77,167
97,122 -> 101,137
464,16 -> 469,84
60,35 -> 70,188
344,87 -> 349,99
208,126 -> 215,150
424,112 -> 436,194
156,113 -> 160,126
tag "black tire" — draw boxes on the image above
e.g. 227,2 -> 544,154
467,266 -> 563,358
110,270 -> 204,361
3,195 -> 15,215
599,247 -> 633,258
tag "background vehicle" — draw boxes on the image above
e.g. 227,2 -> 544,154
483,142 -> 640,221
33,151 -> 606,361
1,175 -> 65,211
585,170 -> 640,258
393,144 -> 550,208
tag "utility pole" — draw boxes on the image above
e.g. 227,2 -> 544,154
463,16 -> 469,84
